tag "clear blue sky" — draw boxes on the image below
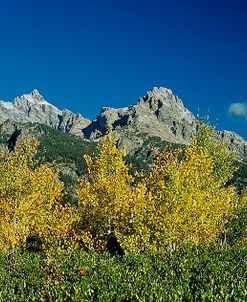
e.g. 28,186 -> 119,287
0,0 -> 246,139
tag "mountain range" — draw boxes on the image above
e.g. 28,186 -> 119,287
0,87 -> 246,160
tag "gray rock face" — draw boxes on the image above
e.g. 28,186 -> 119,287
0,119 -> 42,143
215,130 -> 247,160
82,87 -> 197,153
59,109 -> 90,135
82,87 -> 247,158
0,87 -> 246,160
0,89 -> 90,134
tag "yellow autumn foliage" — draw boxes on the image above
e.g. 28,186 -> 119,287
76,133 -> 134,251
0,138 -> 78,252
141,144 -> 238,250
238,189 -> 247,245
0,126 -> 240,254
194,121 -> 237,184
77,127 -> 240,254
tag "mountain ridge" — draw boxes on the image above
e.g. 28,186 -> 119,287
0,87 -> 246,160
0,89 -> 90,136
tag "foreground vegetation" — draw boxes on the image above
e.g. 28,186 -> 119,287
0,246 -> 246,301
0,122 -> 246,300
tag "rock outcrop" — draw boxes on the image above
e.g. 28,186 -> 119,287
0,87 -> 246,160
0,89 -> 90,135
82,87 -> 247,159
215,130 -> 247,160
82,87 -> 197,153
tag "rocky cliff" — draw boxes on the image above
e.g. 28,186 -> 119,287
0,87 -> 246,160
82,87 -> 247,159
0,89 -> 90,136
82,87 -> 198,154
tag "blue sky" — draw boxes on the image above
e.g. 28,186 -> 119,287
0,0 -> 246,138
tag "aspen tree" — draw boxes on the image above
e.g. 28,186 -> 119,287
0,139 -> 77,252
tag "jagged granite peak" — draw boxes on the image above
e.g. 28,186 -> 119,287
0,90 -> 90,134
31,88 -> 42,97
81,86 -> 247,159
82,86 -> 197,152
60,109 -> 91,135
0,87 -> 246,160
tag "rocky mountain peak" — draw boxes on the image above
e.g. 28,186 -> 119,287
81,86 -> 246,159
0,89 -> 90,134
142,86 -> 174,102
82,87 -> 197,153
0,87 -> 246,160
13,90 -> 61,112
29,89 -> 49,103
138,86 -> 194,122
31,88 -> 41,96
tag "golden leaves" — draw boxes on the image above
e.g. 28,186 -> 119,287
0,125 -> 243,254
143,143 -> 238,248
0,138 -> 77,253
76,128 -> 240,254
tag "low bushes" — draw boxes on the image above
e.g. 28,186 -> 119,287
0,246 -> 246,301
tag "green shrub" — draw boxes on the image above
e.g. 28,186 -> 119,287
0,246 -> 246,301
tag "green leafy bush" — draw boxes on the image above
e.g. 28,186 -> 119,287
0,246 -> 246,301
